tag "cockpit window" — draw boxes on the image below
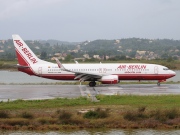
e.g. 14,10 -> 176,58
163,68 -> 169,70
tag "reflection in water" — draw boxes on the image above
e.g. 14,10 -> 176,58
1,129 -> 180,135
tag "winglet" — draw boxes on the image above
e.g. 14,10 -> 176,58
54,57 -> 66,70
74,60 -> 79,64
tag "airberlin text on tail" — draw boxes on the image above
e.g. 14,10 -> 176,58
14,40 -> 38,64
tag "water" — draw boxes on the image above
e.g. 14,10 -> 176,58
1,129 -> 180,135
0,70 -> 179,84
0,70 -> 61,84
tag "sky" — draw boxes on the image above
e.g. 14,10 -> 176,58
0,0 -> 180,41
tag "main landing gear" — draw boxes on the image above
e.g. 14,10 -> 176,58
157,80 -> 166,86
89,81 -> 96,87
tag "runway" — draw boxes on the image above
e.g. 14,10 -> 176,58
0,84 -> 180,101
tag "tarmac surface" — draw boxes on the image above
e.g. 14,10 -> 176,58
0,84 -> 180,101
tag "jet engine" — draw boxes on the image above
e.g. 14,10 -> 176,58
99,75 -> 119,84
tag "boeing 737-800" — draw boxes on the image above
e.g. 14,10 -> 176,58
12,35 -> 176,87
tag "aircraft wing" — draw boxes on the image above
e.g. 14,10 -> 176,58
54,58 -> 103,81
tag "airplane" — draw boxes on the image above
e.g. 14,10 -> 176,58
12,35 -> 176,87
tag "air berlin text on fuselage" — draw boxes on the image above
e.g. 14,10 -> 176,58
14,40 -> 38,64
118,65 -> 147,69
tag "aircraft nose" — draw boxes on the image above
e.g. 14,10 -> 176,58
170,70 -> 176,76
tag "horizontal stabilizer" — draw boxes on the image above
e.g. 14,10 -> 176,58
15,64 -> 30,68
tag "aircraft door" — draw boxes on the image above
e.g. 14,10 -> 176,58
99,68 -> 107,73
154,66 -> 158,74
103,68 -> 107,73
38,67 -> 42,75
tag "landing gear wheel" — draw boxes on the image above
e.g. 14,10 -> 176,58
93,82 -> 96,86
157,82 -> 160,86
89,81 -> 96,87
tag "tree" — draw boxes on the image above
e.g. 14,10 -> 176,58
40,51 -> 47,59
161,53 -> 168,59
167,57 -> 173,62
65,54 -> 72,62
129,51 -> 136,58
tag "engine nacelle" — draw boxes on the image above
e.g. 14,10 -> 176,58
99,75 -> 119,84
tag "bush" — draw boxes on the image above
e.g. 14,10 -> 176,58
151,109 -> 163,121
123,111 -> 137,121
21,112 -> 34,119
149,108 -> 180,122
58,110 -> 72,124
38,118 -> 48,125
138,106 -> 146,113
59,110 -> 72,121
4,118 -> 29,126
84,111 -> 99,119
123,109 -> 147,121
83,108 -> 109,119
165,108 -> 179,119
0,111 -> 9,118
38,117 -> 57,125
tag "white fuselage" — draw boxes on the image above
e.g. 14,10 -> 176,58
21,63 -> 175,81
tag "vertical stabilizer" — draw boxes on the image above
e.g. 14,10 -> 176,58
12,35 -> 48,66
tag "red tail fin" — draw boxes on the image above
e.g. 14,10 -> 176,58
15,48 -> 29,66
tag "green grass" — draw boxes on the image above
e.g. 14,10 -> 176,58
1,95 -> 180,110
0,97 -> 91,110
96,95 -> 180,109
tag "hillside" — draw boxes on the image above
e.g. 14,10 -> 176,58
0,38 -> 180,61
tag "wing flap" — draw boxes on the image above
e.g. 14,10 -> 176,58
54,58 -> 102,81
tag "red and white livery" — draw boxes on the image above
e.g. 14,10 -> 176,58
12,35 -> 176,87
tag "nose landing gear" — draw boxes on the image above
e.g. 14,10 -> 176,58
89,81 -> 96,87
157,80 -> 166,86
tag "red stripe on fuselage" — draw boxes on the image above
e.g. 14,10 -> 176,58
116,74 -> 175,80
36,73 -> 175,81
